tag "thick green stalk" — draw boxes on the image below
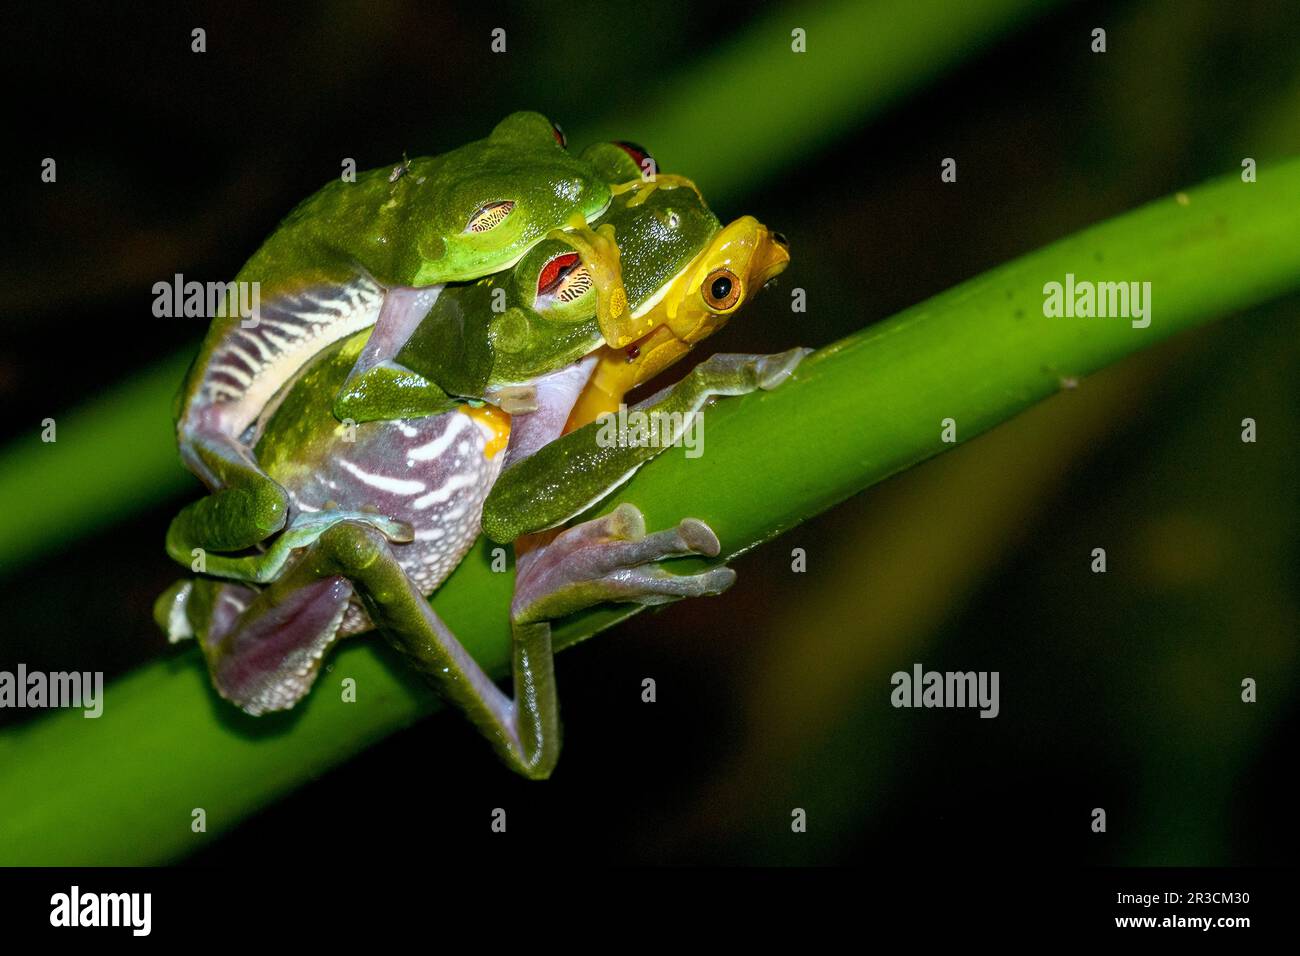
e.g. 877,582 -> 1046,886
2,161 -> 1298,864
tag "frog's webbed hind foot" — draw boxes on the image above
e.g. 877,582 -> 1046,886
513,503 -> 736,624
156,575 -> 354,716
210,577 -> 355,715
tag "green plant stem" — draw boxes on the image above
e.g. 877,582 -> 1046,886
2,161 -> 1298,864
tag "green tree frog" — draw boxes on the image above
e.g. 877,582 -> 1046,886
158,168 -> 803,779
169,113 -> 626,560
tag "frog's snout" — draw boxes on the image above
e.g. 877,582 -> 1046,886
750,224 -> 791,288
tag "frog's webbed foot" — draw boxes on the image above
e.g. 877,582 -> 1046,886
610,173 -> 703,207
208,575 -> 355,715
157,574 -> 355,716
512,503 -> 735,624
482,382 -> 539,415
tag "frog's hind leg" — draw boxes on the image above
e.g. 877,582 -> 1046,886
172,277 -> 386,556
285,521 -> 563,777
166,521 -> 552,773
175,516 -> 725,778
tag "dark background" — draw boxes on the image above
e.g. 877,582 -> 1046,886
1,0 -> 1296,865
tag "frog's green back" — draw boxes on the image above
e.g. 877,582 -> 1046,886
236,111 -> 614,294
235,161 -> 437,294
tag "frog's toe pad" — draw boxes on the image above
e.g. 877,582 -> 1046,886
756,347 -> 814,390
154,580 -> 196,643
513,504 -> 733,620
676,518 -> 722,557
594,563 -> 736,607
355,509 -> 415,544
204,576 -> 354,716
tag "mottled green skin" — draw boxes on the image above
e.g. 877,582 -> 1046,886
611,186 -> 720,310
250,113 -> 609,290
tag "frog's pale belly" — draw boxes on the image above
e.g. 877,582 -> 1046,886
275,409 -> 506,635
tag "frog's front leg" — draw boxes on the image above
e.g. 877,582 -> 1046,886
511,502 -> 735,622
481,347 -> 811,542
332,286 -> 449,422
167,432 -> 292,555
171,508 -> 415,584
165,438 -> 417,573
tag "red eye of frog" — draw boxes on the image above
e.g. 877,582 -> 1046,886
614,141 -> 653,172
536,252 -> 592,304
